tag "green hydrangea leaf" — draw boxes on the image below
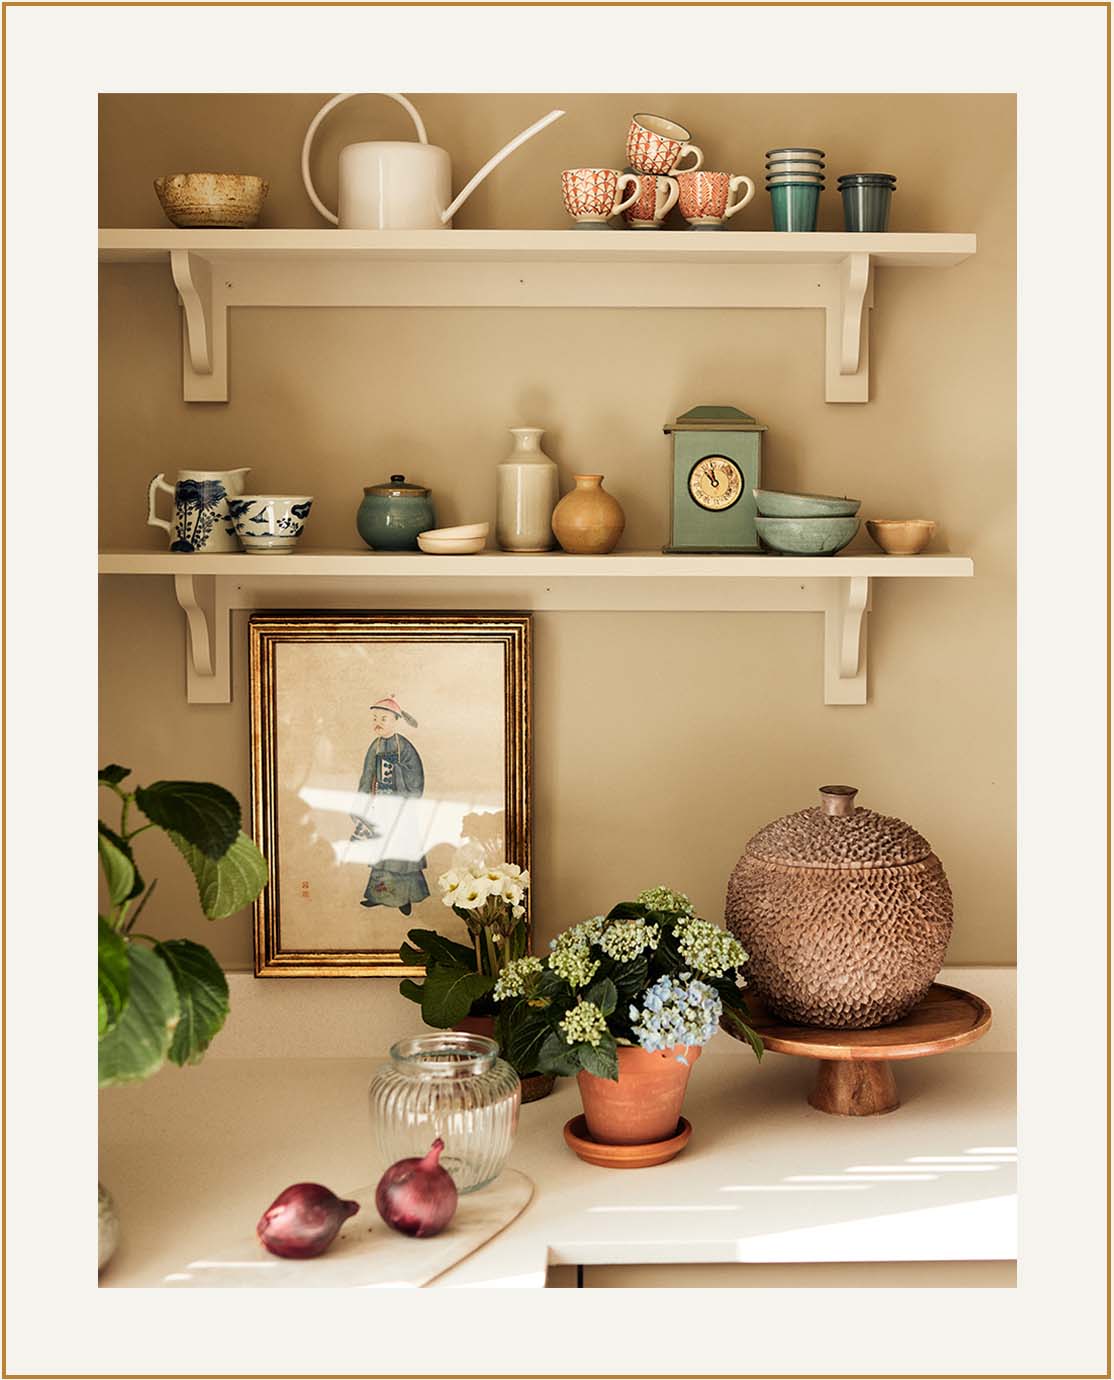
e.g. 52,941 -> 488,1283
135,780 -> 240,860
98,764 -> 131,786
578,1031 -> 619,1082
98,916 -> 129,1037
155,939 -> 230,1066
536,1028 -> 582,1078
399,978 -> 424,1004
504,1005 -> 553,1075
98,943 -> 179,1087
97,831 -> 136,908
584,976 -> 617,1018
166,829 -> 267,919
721,1006 -> 764,1061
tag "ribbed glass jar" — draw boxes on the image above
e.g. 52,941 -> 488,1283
369,1034 -> 520,1194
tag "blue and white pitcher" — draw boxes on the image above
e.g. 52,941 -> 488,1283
147,467 -> 250,553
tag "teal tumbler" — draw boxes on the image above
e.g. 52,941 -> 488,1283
768,182 -> 821,232
838,174 -> 896,232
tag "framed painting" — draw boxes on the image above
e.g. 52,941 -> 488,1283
250,612 -> 531,976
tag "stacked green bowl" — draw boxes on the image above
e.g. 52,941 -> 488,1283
754,489 -> 861,556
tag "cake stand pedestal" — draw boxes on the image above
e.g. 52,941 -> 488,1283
743,983 -> 993,1116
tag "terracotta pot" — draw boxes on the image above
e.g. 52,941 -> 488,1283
551,474 -> 625,554
454,1014 -> 497,1038
577,1044 -> 699,1145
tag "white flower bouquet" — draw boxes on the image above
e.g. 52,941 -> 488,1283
398,862 -> 532,1042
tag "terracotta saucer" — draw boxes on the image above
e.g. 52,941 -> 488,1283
562,1114 -> 692,1168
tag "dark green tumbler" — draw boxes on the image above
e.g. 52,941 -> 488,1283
838,175 -> 895,232
768,182 -> 821,231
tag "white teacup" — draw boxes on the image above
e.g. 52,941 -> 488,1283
228,495 -> 313,553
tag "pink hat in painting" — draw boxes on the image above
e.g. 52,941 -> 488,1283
369,694 -> 417,727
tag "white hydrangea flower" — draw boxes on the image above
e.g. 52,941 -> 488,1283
493,955 -> 543,1000
559,999 -> 608,1047
598,919 -> 660,962
672,915 -> 748,978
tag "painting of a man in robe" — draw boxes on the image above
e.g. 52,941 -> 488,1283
349,695 -> 431,915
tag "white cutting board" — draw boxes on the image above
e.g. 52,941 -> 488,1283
163,1170 -> 534,1288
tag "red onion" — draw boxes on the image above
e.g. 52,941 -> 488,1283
256,1182 -> 359,1259
375,1137 -> 458,1238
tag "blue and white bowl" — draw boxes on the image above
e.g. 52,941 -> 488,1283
228,495 -> 313,553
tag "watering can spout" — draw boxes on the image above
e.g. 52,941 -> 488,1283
440,109 -> 566,224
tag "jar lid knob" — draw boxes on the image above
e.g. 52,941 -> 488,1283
390,474 -> 405,482
819,784 -> 858,816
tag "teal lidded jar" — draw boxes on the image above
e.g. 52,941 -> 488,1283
357,475 -> 435,550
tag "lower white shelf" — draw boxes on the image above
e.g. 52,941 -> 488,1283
98,548 -> 974,707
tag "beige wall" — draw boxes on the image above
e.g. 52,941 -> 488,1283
98,93 -> 1016,970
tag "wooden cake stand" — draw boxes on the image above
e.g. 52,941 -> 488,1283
740,983 -> 993,1116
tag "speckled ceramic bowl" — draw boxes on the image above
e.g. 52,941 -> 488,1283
154,173 -> 269,228
754,489 -> 861,518
756,515 -> 860,556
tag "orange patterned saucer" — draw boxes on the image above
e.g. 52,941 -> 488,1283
562,1114 -> 693,1168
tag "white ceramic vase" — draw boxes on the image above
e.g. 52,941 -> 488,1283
496,428 -> 559,552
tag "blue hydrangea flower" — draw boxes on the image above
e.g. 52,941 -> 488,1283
630,972 -> 723,1062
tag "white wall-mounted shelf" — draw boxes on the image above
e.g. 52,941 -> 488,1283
98,548 -> 974,707
98,229 -> 976,404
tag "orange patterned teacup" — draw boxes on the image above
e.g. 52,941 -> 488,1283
622,173 -> 680,229
676,170 -> 756,228
626,114 -> 704,177
561,167 -> 641,225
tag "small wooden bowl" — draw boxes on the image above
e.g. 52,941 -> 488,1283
563,1114 -> 692,1168
154,173 -> 269,228
866,518 -> 937,555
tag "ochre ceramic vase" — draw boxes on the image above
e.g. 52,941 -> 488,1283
577,1044 -> 699,1144
551,474 -> 625,554
725,784 -> 954,1029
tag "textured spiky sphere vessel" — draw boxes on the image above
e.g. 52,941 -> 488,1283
725,786 -> 953,1029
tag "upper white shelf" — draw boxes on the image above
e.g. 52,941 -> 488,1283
98,228 -> 975,267
100,548 -> 974,708
98,229 -> 976,404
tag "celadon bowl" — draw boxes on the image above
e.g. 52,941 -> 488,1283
756,515 -> 860,556
754,489 -> 861,518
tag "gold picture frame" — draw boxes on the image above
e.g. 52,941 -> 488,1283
250,612 -> 531,977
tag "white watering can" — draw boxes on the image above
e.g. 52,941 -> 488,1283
302,93 -> 565,230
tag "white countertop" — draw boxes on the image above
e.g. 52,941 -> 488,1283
99,1040 -> 1015,1288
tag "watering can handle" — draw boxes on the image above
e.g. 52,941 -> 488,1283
301,93 -> 430,226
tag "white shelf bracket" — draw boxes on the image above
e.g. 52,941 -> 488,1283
170,250 -> 228,402
824,253 -> 874,403
824,576 -> 871,705
840,253 -> 871,375
173,573 -> 232,703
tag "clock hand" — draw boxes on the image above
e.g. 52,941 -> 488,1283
707,466 -> 720,487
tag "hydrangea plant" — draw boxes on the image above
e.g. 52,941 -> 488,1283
498,886 -> 763,1082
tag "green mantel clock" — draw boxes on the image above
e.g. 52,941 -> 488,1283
664,404 -> 767,553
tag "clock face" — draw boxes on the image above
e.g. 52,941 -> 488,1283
688,454 -> 744,511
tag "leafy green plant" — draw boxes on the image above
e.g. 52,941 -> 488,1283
497,886 -> 763,1082
98,765 -> 267,1088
